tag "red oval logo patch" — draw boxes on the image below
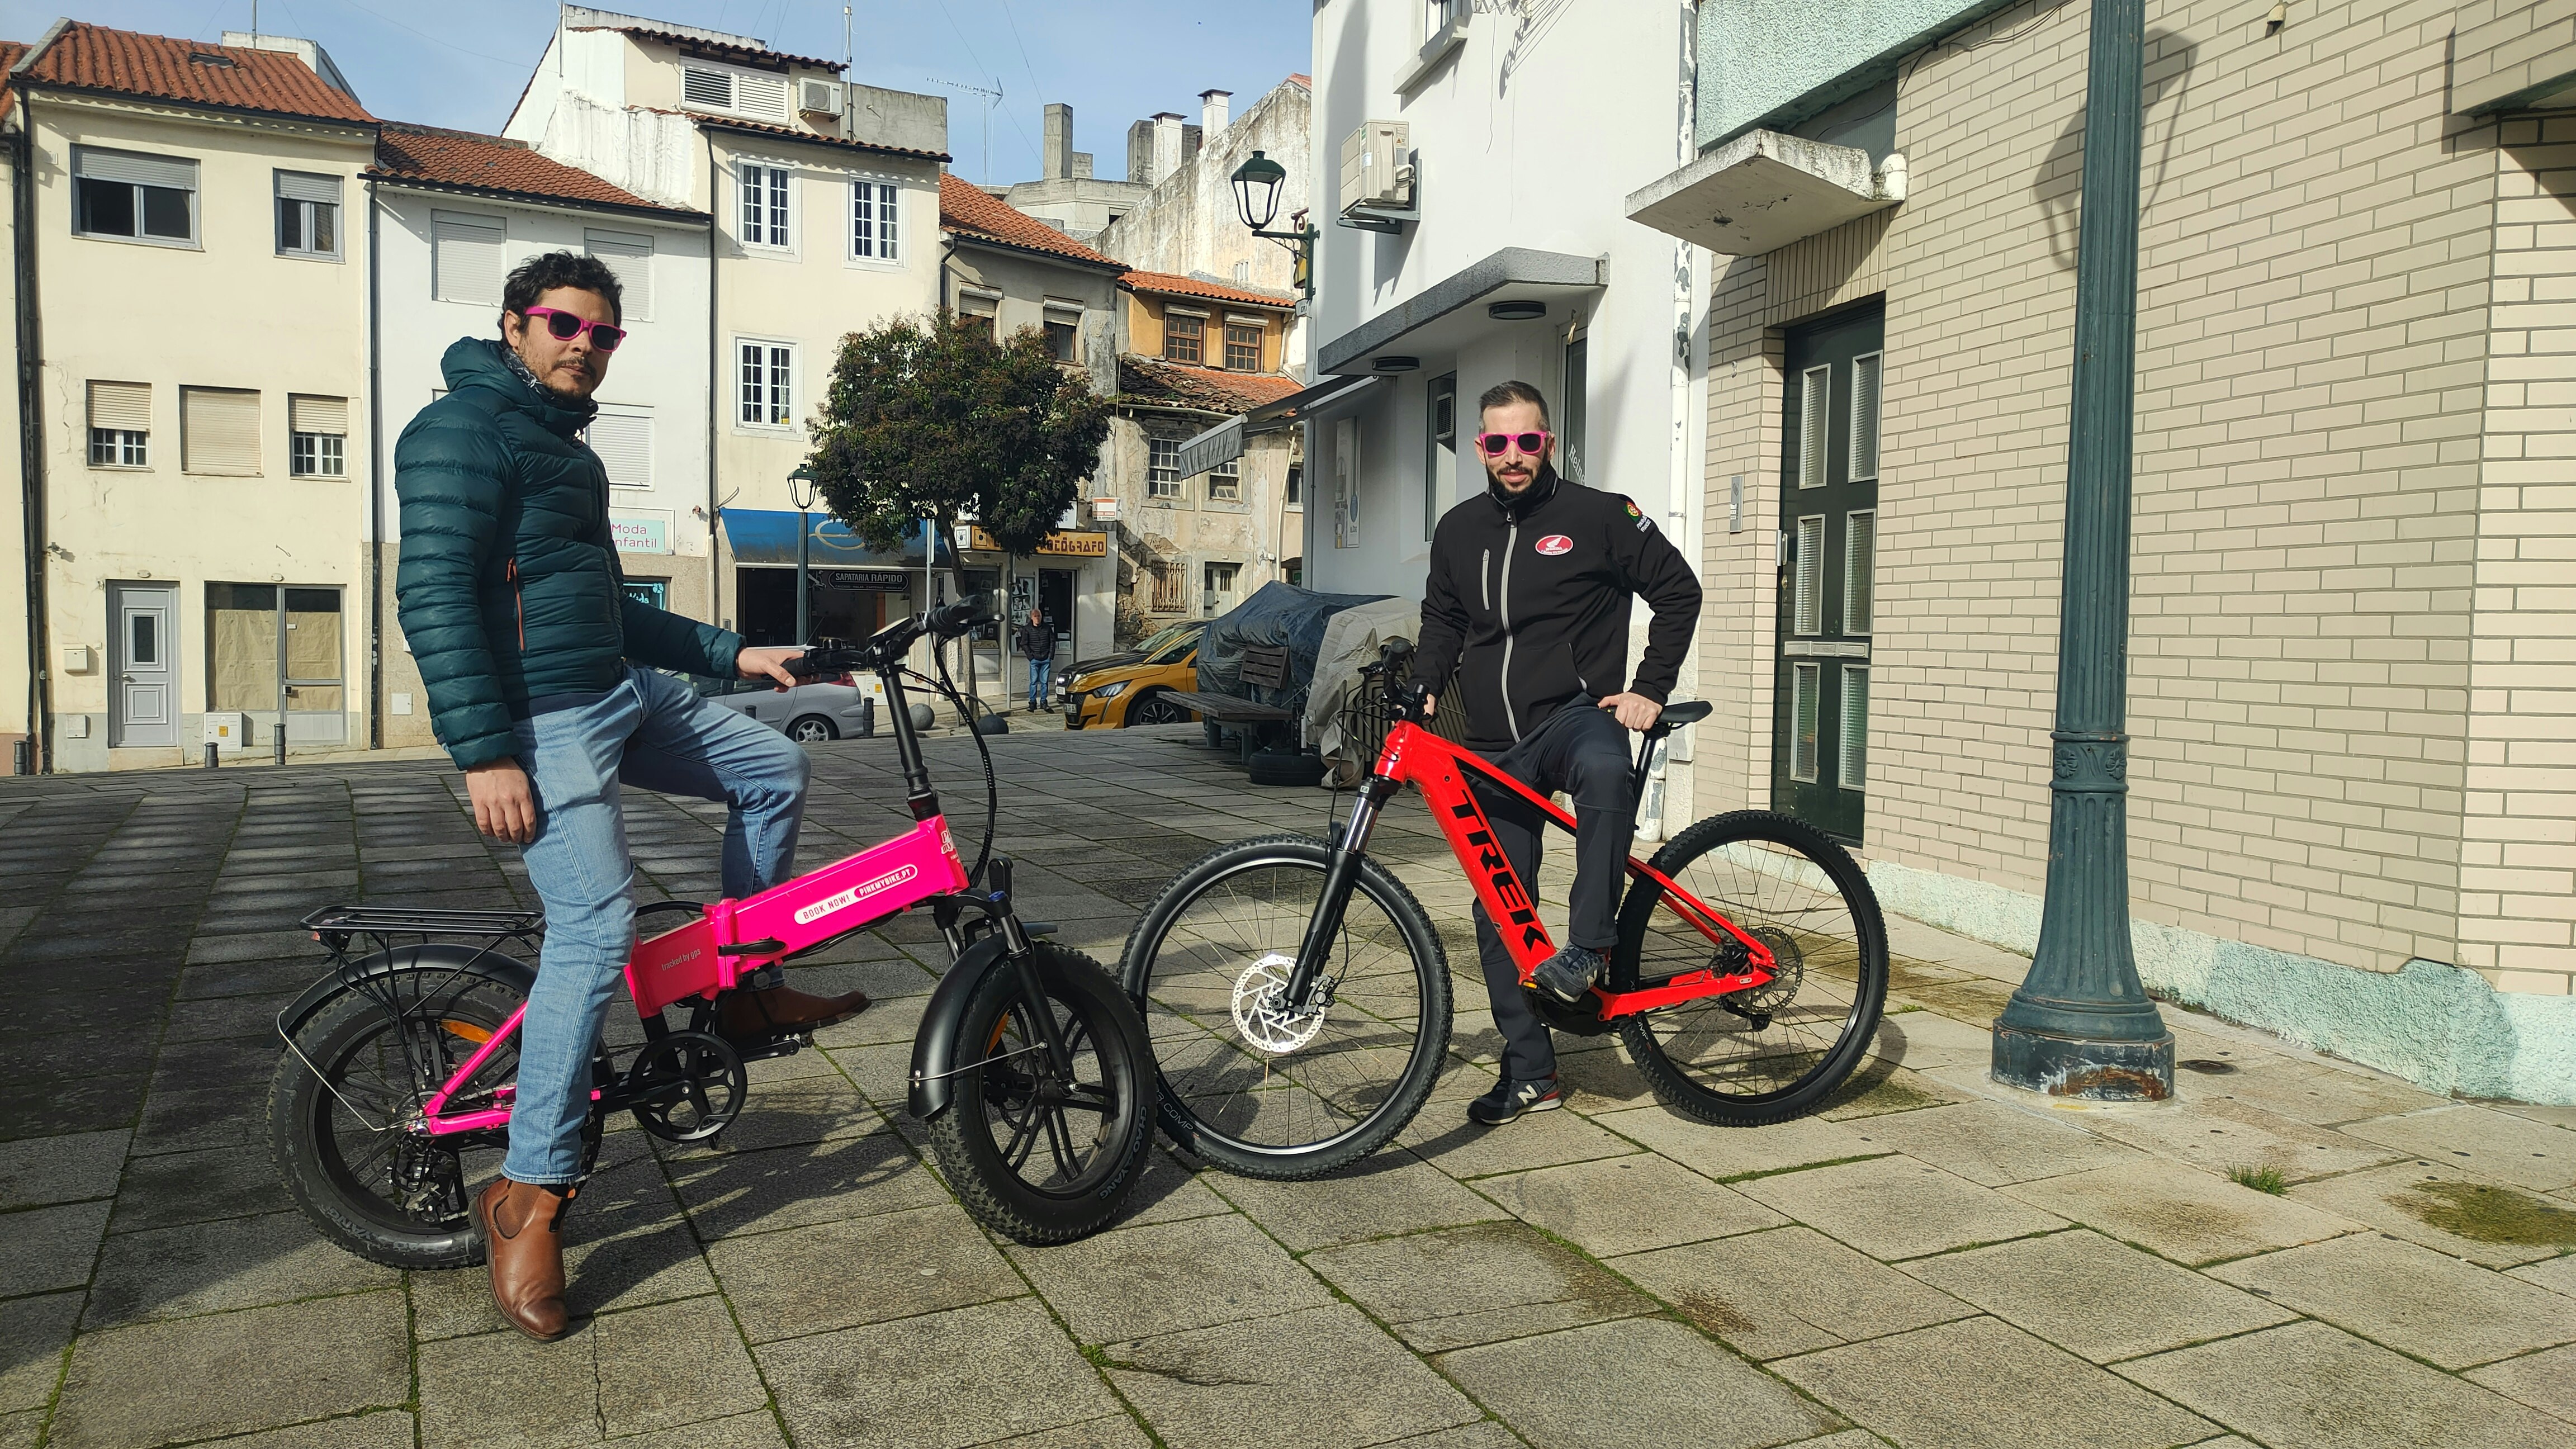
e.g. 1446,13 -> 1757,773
1535,534 -> 1573,556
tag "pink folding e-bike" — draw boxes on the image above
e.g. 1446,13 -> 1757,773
269,599 -> 1157,1262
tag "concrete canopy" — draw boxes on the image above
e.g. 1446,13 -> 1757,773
1626,130 -> 1895,257
1316,247 -> 1604,377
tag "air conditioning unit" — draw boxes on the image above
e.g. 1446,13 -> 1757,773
798,79 -> 845,117
1339,120 -> 1414,215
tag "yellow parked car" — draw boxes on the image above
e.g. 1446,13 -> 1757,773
1061,621 -> 1208,729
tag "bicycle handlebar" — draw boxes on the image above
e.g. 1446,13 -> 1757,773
785,593 -> 997,681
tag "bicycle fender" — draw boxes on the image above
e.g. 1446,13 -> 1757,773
276,942 -> 539,1042
906,932 -> 1014,1121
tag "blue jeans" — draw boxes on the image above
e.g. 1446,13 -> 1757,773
501,665 -> 810,1186
1027,657 -> 1052,705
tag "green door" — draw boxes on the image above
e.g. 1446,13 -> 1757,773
1772,304 -> 1883,845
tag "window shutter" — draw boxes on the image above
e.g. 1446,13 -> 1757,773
288,395 -> 347,435
432,211 -> 505,305
182,388 -> 261,476
1838,667 -> 1869,792
587,411 -> 654,487
75,146 -> 195,190
88,381 -> 150,432
1791,663 -> 1821,783
735,72 -> 788,117
682,67 -> 734,108
1850,352 -> 1882,481
1843,510 -> 1875,635
274,170 -> 340,205
1798,365 -> 1830,490
1793,515 -> 1824,636
585,229 -> 653,321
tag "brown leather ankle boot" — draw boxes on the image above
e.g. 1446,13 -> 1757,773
716,982 -> 870,1045
476,1177 -> 574,1341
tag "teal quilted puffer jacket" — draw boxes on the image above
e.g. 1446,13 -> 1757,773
395,338 -> 740,769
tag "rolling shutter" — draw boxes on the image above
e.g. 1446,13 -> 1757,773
88,381 -> 150,432
289,395 -> 348,435
75,146 -> 195,190
585,230 -> 653,321
586,411 -> 654,487
432,211 -> 505,305
275,170 -> 340,205
182,388 -> 261,476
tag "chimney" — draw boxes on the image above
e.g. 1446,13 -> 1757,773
1043,103 -> 1074,181
1072,152 -> 1095,179
1199,88 -> 1232,135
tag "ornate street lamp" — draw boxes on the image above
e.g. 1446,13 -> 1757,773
787,463 -> 818,646
1229,150 -> 1316,300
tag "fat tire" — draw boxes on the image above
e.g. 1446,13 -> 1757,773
269,978 -> 519,1269
1121,834 -> 1450,1180
925,943 -> 1158,1244
1614,810 -> 1889,1127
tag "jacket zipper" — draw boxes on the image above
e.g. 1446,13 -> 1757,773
1499,522 -> 1520,741
1480,548 -> 1491,611
508,559 -> 525,650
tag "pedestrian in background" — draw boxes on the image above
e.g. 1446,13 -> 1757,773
1018,607 -> 1057,711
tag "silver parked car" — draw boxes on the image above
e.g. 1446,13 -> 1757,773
687,670 -> 875,744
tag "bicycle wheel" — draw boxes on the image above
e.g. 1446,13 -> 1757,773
268,965 -> 524,1268
927,942 -> 1157,1244
1120,835 -> 1449,1180
1613,811 -> 1888,1126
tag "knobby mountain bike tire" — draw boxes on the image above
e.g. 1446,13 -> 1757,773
269,966 -> 525,1269
1121,835 -> 1450,1180
1612,809 -> 1890,1126
927,943 -> 1159,1243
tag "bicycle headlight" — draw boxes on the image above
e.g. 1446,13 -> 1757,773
1093,681 -> 1129,700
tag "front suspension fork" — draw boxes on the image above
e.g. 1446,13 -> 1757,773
1284,777 -> 1397,1005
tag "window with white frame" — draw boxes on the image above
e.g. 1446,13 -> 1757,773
1148,438 -> 1181,498
681,64 -> 787,120
737,341 -> 797,428
274,171 -> 340,259
74,146 -> 196,245
88,382 -> 150,468
584,229 -> 653,321
1042,306 -> 1079,362
1208,456 -> 1239,501
288,395 -> 348,477
738,162 -> 792,249
585,409 -> 654,487
432,210 -> 505,305
851,177 -> 900,261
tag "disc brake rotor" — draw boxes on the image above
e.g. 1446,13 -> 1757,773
1232,953 -> 1328,1054
1739,925 -> 1805,1014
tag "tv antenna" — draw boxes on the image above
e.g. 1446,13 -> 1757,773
929,75 -> 1005,180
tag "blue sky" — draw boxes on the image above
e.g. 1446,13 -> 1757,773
6,1 -> 1312,186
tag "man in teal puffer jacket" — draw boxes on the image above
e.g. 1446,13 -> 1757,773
396,252 -> 866,1342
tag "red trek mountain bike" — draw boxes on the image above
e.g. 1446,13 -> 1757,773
269,599 -> 1158,1262
1121,641 -> 1890,1178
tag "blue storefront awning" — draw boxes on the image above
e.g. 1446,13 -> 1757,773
718,510 -> 957,568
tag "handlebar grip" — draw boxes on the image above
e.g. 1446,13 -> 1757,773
927,593 -> 996,640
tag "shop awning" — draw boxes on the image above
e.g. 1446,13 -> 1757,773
1175,373 -> 1386,480
718,510 -> 956,568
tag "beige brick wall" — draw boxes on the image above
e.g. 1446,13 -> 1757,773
2461,113 -> 2576,993
1694,0 -> 2575,992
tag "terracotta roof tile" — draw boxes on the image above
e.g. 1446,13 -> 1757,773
371,123 -> 697,216
939,173 -> 1124,269
1120,354 -> 1303,415
693,113 -> 949,164
1289,73 -> 1312,89
0,42 -> 28,122
16,22 -> 373,125
1119,269 -> 1297,311
570,25 -> 841,74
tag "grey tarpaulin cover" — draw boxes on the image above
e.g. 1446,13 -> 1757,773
1195,582 -> 1391,722
1303,597 -> 1422,766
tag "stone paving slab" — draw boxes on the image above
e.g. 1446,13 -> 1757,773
7,733 -> 2575,1448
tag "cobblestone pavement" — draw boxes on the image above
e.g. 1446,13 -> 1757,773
3,724 -> 2574,1449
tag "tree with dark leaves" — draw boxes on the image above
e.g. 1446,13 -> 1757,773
805,311 -> 1111,560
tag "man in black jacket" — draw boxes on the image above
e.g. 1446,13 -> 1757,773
1411,380 -> 1702,1125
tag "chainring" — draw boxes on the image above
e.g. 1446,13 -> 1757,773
623,1030 -> 748,1143
1231,953 -> 1329,1054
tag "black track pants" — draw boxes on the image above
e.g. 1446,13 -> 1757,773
1466,700 -> 1639,1081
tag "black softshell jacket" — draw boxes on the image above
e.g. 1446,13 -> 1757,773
1410,466 -> 1702,752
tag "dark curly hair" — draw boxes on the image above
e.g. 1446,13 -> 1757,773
500,250 -> 623,328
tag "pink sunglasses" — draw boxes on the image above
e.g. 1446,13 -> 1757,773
1475,430 -> 1551,457
519,305 -> 627,352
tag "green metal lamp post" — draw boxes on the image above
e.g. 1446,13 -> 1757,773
1991,0 -> 2175,1100
1229,150 -> 1316,299
787,463 -> 818,646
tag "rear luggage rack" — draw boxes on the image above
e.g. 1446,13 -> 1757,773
301,905 -> 544,948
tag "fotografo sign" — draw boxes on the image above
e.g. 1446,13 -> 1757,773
964,528 -> 1107,557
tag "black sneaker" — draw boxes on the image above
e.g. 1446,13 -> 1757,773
1531,944 -> 1605,1005
1467,1074 -> 1563,1126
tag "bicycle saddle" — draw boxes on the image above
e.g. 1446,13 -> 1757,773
1651,700 -> 1712,733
